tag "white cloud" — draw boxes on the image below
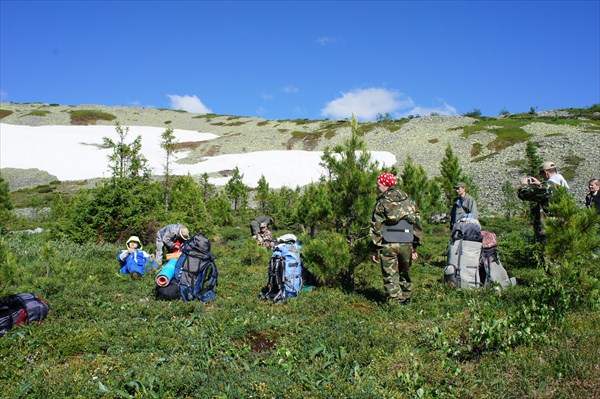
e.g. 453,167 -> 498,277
260,92 -> 274,101
0,90 -> 8,101
317,36 -> 337,45
282,85 -> 299,94
255,106 -> 267,116
321,88 -> 414,121
167,94 -> 212,114
399,101 -> 458,117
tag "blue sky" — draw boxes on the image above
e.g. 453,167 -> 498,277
1,1 -> 598,121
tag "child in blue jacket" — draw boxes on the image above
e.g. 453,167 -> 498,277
117,236 -> 156,279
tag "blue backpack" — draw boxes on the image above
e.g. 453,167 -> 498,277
260,240 -> 303,303
155,233 -> 218,303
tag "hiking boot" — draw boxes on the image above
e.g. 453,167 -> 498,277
131,271 -> 142,280
388,297 -> 410,306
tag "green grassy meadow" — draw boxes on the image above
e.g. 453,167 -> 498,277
1,220 -> 599,399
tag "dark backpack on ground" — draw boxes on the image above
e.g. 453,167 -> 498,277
259,238 -> 303,303
155,233 -> 218,302
0,293 -> 49,337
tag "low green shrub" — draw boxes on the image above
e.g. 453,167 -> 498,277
302,230 -> 352,286
0,109 -> 13,119
69,110 -> 117,125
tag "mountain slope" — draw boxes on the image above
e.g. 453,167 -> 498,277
1,102 -> 599,213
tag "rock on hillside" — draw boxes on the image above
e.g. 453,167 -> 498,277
1,102 -> 599,214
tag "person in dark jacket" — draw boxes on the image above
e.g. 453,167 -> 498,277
370,173 -> 422,304
586,178 -> 600,214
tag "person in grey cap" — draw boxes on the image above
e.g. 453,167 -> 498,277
255,222 -> 274,248
517,161 -> 568,243
250,215 -> 275,237
155,223 -> 190,265
449,182 -> 478,228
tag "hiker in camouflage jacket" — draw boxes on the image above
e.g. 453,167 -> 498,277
370,173 -> 423,304
517,161 -> 568,243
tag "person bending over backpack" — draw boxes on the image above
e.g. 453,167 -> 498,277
155,224 -> 190,266
118,236 -> 156,279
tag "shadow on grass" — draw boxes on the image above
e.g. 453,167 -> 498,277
355,287 -> 387,303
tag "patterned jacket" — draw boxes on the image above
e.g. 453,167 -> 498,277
517,180 -> 560,239
257,229 -> 274,248
370,185 -> 423,248
517,180 -> 558,214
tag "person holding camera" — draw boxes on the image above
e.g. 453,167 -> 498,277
517,161 -> 569,243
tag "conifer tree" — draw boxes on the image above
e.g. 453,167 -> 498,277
296,182 -> 331,237
160,127 -> 177,210
224,167 -> 249,212
199,173 -> 216,203
0,175 -> 13,230
268,186 -> 301,229
169,175 -> 210,233
439,144 -> 463,207
255,175 -> 270,212
438,144 -> 477,208
103,122 -> 150,183
545,187 -> 600,266
400,156 -> 431,213
303,114 -> 379,288
207,191 -> 234,226
524,140 -> 543,178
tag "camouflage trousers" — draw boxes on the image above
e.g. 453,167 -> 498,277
378,243 -> 413,302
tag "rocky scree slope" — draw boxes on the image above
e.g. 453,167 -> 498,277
1,102 -> 599,214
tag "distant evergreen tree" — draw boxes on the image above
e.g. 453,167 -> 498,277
61,179 -> 164,243
295,182 -> 331,237
399,156 -> 432,214
103,122 -> 151,183
58,123 -> 162,243
199,173 -> 216,203
207,191 -> 234,226
267,186 -> 301,229
439,145 -> 464,207
524,140 -> 543,178
225,167 -> 249,212
255,175 -> 270,212
438,144 -> 477,208
160,127 -> 177,210
169,175 -> 210,233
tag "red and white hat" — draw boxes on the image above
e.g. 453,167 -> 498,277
377,172 -> 397,188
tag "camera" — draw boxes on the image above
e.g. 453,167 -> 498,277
527,178 -> 533,184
